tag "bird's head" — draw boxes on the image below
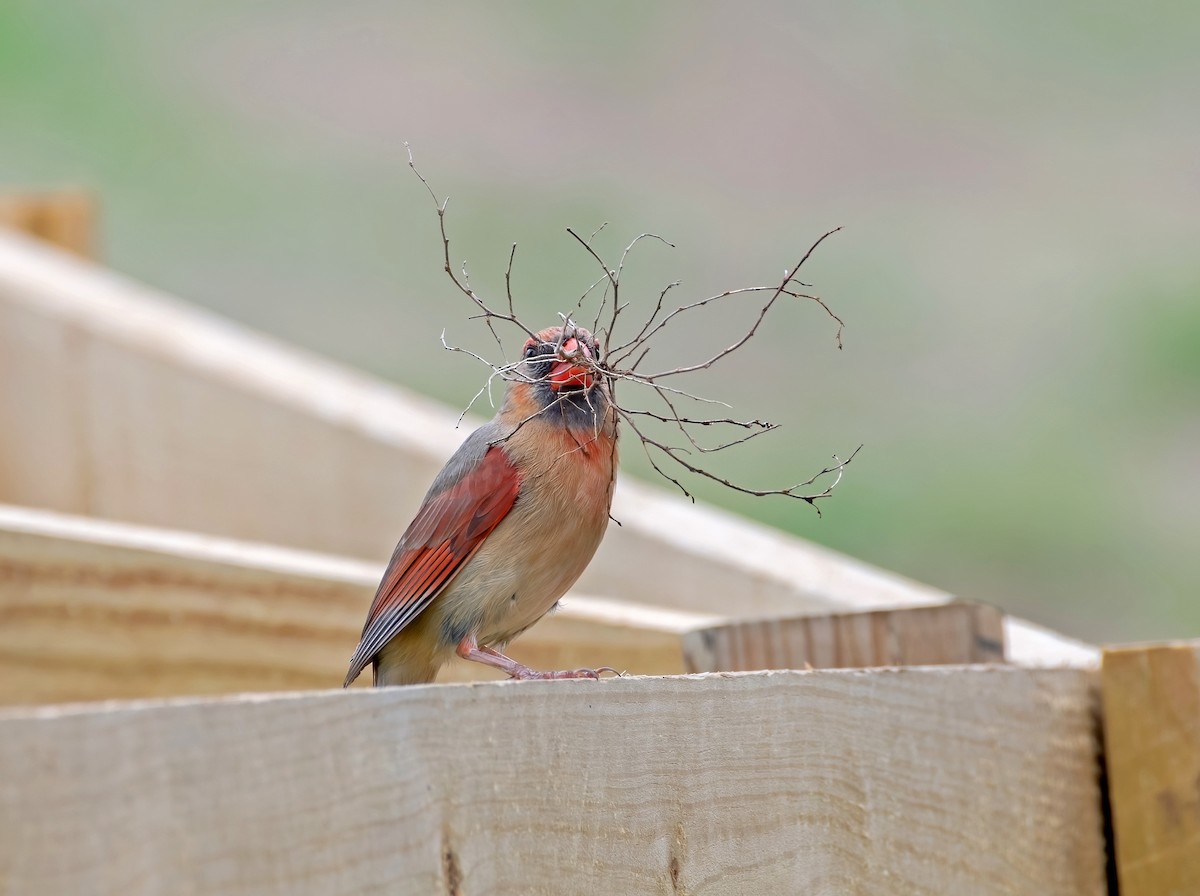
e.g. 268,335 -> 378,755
503,323 -> 612,429
523,324 -> 599,392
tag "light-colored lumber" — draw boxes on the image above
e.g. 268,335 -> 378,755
1102,641 -> 1200,895
0,190 -> 95,258
0,505 -> 705,704
0,231 -> 1095,666
0,667 -> 1106,895
1004,616 -> 1099,668
682,602 -> 1005,673
0,503 -> 1088,704
0,503 -> 376,703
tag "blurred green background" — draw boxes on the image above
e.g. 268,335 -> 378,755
3,1 -> 1197,642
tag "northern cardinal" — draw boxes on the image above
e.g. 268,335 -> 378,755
344,323 -> 618,686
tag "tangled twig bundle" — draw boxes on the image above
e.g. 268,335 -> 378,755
407,145 -> 860,515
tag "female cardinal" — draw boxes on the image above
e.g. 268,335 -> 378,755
344,323 -> 618,686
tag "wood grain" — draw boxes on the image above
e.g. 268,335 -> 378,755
1102,641 -> 1200,894
0,505 -> 707,704
682,602 -> 1005,673
0,190 -> 95,258
0,667 -> 1106,895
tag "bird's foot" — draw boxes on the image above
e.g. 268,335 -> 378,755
455,634 -> 622,681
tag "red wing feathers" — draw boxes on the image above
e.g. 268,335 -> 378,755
343,446 -> 521,686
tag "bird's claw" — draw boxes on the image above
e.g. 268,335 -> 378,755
509,665 -> 624,681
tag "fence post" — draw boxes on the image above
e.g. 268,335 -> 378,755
1102,641 -> 1200,894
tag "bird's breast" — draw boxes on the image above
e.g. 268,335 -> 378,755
436,421 -> 617,646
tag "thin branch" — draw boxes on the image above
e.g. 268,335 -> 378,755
406,143 -> 535,345
610,228 -> 845,373
566,227 -> 618,297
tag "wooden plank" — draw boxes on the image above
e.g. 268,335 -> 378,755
1102,641 -> 1200,895
1005,616 -> 1099,668
0,504 -> 377,703
0,505 -> 706,704
0,190 -> 95,258
682,602 -> 1005,673
0,232 -> 1096,666
0,667 -> 1106,895
0,501 -> 1089,704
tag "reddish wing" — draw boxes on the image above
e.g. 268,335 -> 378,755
343,446 -> 521,686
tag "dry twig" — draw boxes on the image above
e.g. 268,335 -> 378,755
405,144 -> 859,515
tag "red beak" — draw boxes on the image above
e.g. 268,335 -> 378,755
548,337 -> 594,392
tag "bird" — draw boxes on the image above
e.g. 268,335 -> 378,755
344,323 -> 619,687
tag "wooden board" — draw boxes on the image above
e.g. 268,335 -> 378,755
0,503 -> 377,703
1004,616 -> 1098,668
0,505 -> 1086,707
0,505 -> 710,704
0,190 -> 95,258
0,667 -> 1106,895
0,232 -> 1097,667
682,602 -> 1005,673
1102,641 -> 1200,895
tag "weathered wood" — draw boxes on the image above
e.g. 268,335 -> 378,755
0,505 -> 706,704
1102,641 -> 1200,895
0,232 -> 1097,666
0,504 -> 375,703
0,668 -> 1106,895
0,190 -> 95,258
682,602 -> 1005,673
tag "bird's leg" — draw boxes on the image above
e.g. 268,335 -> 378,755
455,634 -> 617,680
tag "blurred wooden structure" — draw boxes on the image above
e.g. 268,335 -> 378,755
0,504 -> 712,704
0,226 -> 1188,893
682,601 -> 1005,673
0,189 -> 95,258
0,230 -> 1096,663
